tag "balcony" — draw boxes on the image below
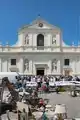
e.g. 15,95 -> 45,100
9,65 -> 19,72
62,47 -> 80,53
1,46 -> 80,53
0,46 -> 61,53
23,46 -> 61,52
63,65 -> 72,70
37,46 -> 44,50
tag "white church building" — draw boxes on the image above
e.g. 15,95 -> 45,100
0,17 -> 80,76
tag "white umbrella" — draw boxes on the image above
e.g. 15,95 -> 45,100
46,104 -> 52,109
32,112 -> 43,119
45,110 -> 55,118
55,104 -> 67,114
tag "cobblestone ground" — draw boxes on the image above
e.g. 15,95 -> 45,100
1,92 -> 80,119
1,112 -> 18,120
39,92 -> 80,118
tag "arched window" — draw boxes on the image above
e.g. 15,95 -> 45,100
37,34 -> 44,47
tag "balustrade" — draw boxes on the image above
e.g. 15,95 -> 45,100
0,46 -> 80,53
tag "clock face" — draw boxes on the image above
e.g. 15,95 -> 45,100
38,23 -> 43,27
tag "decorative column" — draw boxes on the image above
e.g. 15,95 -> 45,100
32,33 -> 33,47
32,60 -> 33,75
7,58 -> 8,72
1,58 -> 8,72
20,57 -> 24,73
60,55 -> 63,75
57,60 -> 60,74
32,63 -> 36,75
0,58 -> 2,72
45,65 -> 49,75
75,58 -> 77,74
50,34 -> 52,51
22,58 -> 24,73
48,60 -> 51,75
29,60 -> 32,75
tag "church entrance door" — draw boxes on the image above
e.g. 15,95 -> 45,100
36,68 -> 44,75
64,70 -> 70,76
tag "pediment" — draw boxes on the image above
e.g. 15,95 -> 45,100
19,17 -> 60,32
29,18 -> 60,30
29,19 -> 52,29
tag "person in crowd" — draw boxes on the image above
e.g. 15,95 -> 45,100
55,86 -> 59,94
6,110 -> 10,120
41,111 -> 48,120
41,82 -> 47,92
31,89 -> 38,98
20,108 -> 28,120
37,76 -> 41,88
28,87 -> 33,95
18,110 -> 21,120
38,98 -> 45,108
22,79 -> 26,89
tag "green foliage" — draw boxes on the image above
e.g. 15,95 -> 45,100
58,87 -> 66,92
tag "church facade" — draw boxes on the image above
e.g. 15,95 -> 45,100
0,18 -> 80,76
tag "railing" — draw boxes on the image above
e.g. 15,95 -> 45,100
62,47 -> 80,52
63,65 -> 72,69
0,46 -> 61,52
0,46 -> 80,53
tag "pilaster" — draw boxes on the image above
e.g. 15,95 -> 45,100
57,60 -> 60,73
29,60 -> 32,75
60,55 -> 63,74
48,60 -> 51,75
0,58 -> 2,72
19,57 -> 24,73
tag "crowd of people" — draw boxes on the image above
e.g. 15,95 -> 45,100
14,75 -> 80,88
15,75 -> 50,93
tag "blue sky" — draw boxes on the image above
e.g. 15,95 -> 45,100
0,0 -> 80,46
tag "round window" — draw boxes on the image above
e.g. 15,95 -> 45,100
38,23 -> 43,27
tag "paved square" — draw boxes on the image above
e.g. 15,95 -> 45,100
39,92 -> 80,118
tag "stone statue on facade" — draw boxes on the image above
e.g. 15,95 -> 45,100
52,35 -> 56,45
52,38 -> 56,44
52,59 -> 57,71
24,59 -> 29,71
0,41 -> 2,46
6,41 -> 9,46
24,34 -> 29,45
